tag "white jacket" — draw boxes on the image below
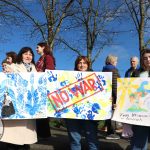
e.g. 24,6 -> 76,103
0,63 -> 37,145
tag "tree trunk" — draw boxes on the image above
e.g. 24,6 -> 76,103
139,0 -> 145,54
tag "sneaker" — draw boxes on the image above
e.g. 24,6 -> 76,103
99,126 -> 107,132
115,128 -> 123,133
106,134 -> 120,140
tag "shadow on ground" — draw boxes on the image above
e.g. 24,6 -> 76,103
33,127 -> 131,150
0,127 -> 132,150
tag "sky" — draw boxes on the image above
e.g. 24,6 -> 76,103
0,28 -> 140,77
0,1 -> 141,77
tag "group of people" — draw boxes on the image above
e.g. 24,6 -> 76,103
101,50 -> 150,150
1,43 -> 55,150
1,45 -> 150,150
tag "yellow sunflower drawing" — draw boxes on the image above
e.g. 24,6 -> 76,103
117,78 -> 139,111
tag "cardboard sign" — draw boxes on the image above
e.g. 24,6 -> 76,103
0,73 -> 47,119
47,70 -> 112,120
112,78 -> 150,126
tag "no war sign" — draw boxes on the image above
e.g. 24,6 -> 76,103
47,70 -> 112,120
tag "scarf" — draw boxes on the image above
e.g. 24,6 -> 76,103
23,62 -> 32,72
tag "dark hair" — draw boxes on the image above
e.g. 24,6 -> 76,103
141,48 -> 150,70
74,56 -> 91,71
37,42 -> 52,55
6,51 -> 17,63
37,42 -> 56,67
141,48 -> 150,57
16,47 -> 35,64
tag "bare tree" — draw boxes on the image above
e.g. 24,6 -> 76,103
0,0 -> 74,50
124,0 -> 150,53
59,0 -> 123,68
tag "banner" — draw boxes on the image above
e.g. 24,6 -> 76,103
46,70 -> 112,120
0,73 -> 47,119
112,78 -> 150,126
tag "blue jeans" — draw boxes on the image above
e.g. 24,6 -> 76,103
131,125 -> 150,150
65,119 -> 99,150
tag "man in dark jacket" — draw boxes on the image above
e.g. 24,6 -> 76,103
125,56 -> 139,77
122,56 -> 139,138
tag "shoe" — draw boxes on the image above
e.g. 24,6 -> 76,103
106,134 -> 120,140
99,126 -> 107,132
115,128 -> 123,133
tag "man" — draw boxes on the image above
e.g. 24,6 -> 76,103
122,56 -> 139,138
125,56 -> 139,77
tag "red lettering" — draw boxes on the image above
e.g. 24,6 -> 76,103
69,80 -> 96,97
48,73 -> 103,112
59,91 -> 70,103
50,92 -> 63,108
75,82 -> 84,95
68,87 -> 79,97
83,80 -> 92,94
87,79 -> 97,91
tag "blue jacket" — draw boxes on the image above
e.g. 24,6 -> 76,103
102,64 -> 120,104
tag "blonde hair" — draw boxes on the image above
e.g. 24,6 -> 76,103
105,54 -> 118,65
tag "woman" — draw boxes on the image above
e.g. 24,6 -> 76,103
36,42 -> 55,71
1,47 -> 37,149
35,42 -> 55,139
131,49 -> 150,150
102,54 -> 120,140
6,51 -> 17,64
65,56 -> 99,150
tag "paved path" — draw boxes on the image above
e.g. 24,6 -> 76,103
0,127 -> 149,150
30,127 -> 132,150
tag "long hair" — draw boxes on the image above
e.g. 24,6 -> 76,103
37,42 -> 56,67
16,47 -> 35,64
74,56 -> 91,71
141,48 -> 150,71
37,42 -> 52,55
